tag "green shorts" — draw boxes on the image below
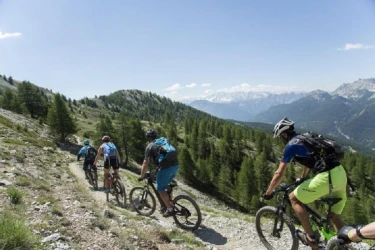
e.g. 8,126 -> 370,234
293,165 -> 347,214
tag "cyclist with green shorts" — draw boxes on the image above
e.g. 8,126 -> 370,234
263,117 -> 347,250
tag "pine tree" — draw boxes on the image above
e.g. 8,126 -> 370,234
18,81 -> 46,118
178,147 -> 196,183
47,93 -> 77,141
236,157 -> 257,210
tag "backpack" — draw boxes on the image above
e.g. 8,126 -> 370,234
153,137 -> 176,164
85,146 -> 96,159
106,142 -> 118,157
296,132 -> 345,172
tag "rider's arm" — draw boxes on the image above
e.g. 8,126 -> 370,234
93,146 -> 102,166
301,165 -> 310,179
349,222 -> 375,241
265,161 -> 288,195
140,159 -> 150,178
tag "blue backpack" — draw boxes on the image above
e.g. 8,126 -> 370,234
153,137 -> 176,164
105,142 -> 118,158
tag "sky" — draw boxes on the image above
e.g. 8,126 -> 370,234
0,0 -> 375,102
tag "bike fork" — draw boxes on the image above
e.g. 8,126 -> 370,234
272,207 -> 284,238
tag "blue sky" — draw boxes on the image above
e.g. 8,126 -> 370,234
0,0 -> 374,102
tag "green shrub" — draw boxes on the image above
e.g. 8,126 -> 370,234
16,176 -> 31,187
6,186 -> 23,204
2,138 -> 24,145
0,213 -> 36,249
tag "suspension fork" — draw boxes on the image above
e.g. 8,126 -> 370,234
272,205 -> 286,237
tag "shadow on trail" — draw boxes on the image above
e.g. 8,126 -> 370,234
194,224 -> 227,245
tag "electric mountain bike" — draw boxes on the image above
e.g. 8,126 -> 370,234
129,170 -> 202,231
256,181 -> 341,250
106,169 -> 126,208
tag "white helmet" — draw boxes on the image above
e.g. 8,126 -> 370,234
273,117 -> 295,138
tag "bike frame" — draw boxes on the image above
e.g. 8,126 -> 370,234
273,182 -> 336,241
142,172 -> 171,212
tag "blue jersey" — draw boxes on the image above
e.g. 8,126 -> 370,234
281,133 -> 315,168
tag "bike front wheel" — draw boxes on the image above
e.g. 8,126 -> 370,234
172,195 -> 202,231
326,236 -> 359,250
256,206 -> 298,250
129,187 -> 156,216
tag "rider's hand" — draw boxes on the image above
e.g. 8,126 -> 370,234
138,176 -> 144,182
338,226 -> 356,243
295,177 -> 306,185
263,192 -> 274,200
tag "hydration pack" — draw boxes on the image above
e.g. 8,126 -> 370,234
153,137 -> 176,164
105,142 -> 118,158
297,132 -> 345,173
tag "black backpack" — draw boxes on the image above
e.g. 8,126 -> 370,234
296,132 -> 345,173
85,146 -> 96,160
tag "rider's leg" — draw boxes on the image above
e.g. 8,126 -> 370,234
104,160 -> 110,191
156,165 -> 179,209
289,193 -> 315,235
330,165 -> 347,232
112,159 -> 120,179
83,162 -> 89,179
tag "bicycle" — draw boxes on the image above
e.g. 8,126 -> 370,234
256,181 -> 342,250
86,164 -> 98,190
129,170 -> 202,231
106,169 -> 126,208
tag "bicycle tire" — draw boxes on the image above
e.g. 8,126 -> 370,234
326,236 -> 358,250
172,195 -> 202,231
114,180 -> 126,207
92,170 -> 98,190
129,187 -> 156,216
255,206 -> 299,250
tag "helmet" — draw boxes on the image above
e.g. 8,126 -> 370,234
101,135 -> 111,142
273,117 -> 295,138
146,129 -> 157,139
83,139 -> 89,145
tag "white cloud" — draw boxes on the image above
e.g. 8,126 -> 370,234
201,83 -> 211,87
0,31 -> 22,40
186,83 -> 197,88
204,89 -> 213,94
164,83 -> 182,92
338,43 -> 375,51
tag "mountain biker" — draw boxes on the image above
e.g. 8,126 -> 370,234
138,129 -> 179,217
93,135 -> 121,193
263,117 -> 347,250
77,139 -> 97,179
338,222 -> 375,243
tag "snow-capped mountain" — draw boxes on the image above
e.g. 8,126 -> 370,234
189,91 -> 306,121
332,78 -> 375,99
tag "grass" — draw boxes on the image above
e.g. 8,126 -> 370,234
164,228 -> 205,249
24,136 -> 56,149
2,138 -> 24,145
15,175 -> 31,187
0,212 -> 36,249
6,186 -> 23,205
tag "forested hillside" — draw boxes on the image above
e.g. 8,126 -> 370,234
1,74 -> 374,226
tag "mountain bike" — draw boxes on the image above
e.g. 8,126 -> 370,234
129,170 -> 202,231
86,164 -> 98,190
256,181 -> 341,250
106,170 -> 126,208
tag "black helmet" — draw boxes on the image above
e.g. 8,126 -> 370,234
146,129 -> 157,139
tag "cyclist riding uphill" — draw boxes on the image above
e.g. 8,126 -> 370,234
93,135 -> 121,193
263,117 -> 347,250
77,139 -> 97,179
139,129 -> 179,217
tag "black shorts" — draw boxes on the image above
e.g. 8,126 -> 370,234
104,158 -> 119,170
83,159 -> 95,171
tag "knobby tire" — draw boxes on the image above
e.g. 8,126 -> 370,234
172,195 -> 202,231
129,187 -> 156,216
255,206 -> 299,250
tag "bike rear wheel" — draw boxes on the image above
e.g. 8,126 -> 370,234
172,195 -> 202,231
114,180 -> 126,207
129,187 -> 156,216
326,236 -> 360,250
256,206 -> 298,250
92,170 -> 98,190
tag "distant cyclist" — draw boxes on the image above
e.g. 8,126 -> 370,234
77,139 -> 97,179
263,117 -> 348,250
93,135 -> 121,193
338,222 -> 375,243
139,129 -> 179,217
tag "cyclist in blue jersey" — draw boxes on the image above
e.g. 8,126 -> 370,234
93,135 -> 121,193
77,139 -> 97,179
263,117 -> 348,250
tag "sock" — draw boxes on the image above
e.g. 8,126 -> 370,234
167,207 -> 173,212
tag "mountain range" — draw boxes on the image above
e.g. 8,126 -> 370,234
190,78 -> 375,148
